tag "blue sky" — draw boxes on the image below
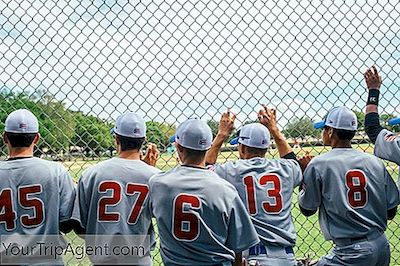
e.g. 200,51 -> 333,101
0,0 -> 399,128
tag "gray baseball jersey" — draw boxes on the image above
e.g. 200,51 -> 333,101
298,148 -> 399,241
77,158 -> 160,236
0,157 -> 75,234
374,129 -> 400,165
149,165 -> 259,266
211,158 -> 302,247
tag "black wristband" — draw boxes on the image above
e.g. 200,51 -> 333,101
367,89 -> 380,105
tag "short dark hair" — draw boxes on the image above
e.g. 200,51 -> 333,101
243,145 -> 268,157
333,128 -> 356,141
5,132 -> 37,148
117,135 -> 145,152
180,145 -> 207,163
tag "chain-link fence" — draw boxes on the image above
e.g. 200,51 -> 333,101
1,0 -> 400,265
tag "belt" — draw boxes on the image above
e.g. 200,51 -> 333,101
249,243 -> 294,256
334,231 -> 383,246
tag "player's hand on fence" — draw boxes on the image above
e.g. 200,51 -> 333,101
258,105 -> 278,133
298,154 -> 313,172
364,66 -> 381,90
218,108 -> 236,138
142,143 -> 160,167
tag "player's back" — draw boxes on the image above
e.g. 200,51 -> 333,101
0,157 -> 75,235
306,148 -> 395,240
213,158 -> 302,247
77,157 -> 160,235
149,165 -> 259,266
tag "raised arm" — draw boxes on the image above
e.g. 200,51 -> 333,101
205,109 -> 236,165
364,66 -> 384,143
258,105 -> 293,159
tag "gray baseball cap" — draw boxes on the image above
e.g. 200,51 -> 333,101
5,109 -> 39,134
175,118 -> 213,151
314,106 -> 357,131
111,112 -> 146,138
230,123 -> 271,149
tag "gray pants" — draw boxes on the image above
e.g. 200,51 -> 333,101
317,233 -> 390,266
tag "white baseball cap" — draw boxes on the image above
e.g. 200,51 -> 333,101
314,106 -> 357,131
111,112 -> 146,138
230,123 -> 271,149
174,118 -> 213,151
5,109 -> 39,134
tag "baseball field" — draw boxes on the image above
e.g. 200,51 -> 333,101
62,143 -> 400,265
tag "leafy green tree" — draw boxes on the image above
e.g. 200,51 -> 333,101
0,91 -> 75,153
353,110 -> 365,131
72,112 -> 113,155
146,121 -> 176,150
36,95 -> 75,153
207,120 -> 219,138
207,119 -> 238,144
282,117 -> 320,140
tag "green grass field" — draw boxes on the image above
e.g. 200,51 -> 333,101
62,144 -> 400,265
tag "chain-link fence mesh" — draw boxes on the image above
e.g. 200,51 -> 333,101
1,0 -> 400,265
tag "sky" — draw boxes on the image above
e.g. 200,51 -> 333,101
0,0 -> 399,129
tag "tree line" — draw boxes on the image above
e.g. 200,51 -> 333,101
0,91 -> 175,155
1,90 -> 398,156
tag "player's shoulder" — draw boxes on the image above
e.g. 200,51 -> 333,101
31,157 -> 68,173
137,161 -> 161,175
311,148 -> 381,166
148,166 -> 178,187
378,129 -> 400,142
81,158 -> 113,176
150,166 -> 234,189
270,158 -> 301,169
310,149 -> 347,163
148,168 -> 168,182
241,157 -> 300,170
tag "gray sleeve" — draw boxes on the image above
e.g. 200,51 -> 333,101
289,160 -> 303,188
374,129 -> 400,165
385,168 -> 400,210
59,168 -> 76,222
70,185 -> 81,223
209,163 -> 228,180
77,176 -> 88,229
226,195 -> 259,252
298,162 -> 322,211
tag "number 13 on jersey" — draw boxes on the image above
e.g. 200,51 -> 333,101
243,174 -> 283,215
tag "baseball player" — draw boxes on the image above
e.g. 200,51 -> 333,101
149,118 -> 259,266
299,106 -> 399,266
205,107 -> 303,266
75,112 -> 160,265
363,66 -> 400,172
0,109 -> 76,264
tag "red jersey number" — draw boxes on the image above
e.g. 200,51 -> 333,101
0,189 -> 16,230
0,185 -> 44,230
173,194 -> 201,241
19,185 -> 44,227
244,174 -> 283,215
345,170 -> 368,208
97,181 -> 149,223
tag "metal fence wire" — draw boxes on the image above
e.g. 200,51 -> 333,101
1,0 -> 400,265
